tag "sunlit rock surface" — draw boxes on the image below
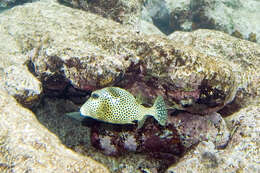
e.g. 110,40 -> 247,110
0,1 -> 251,114
0,65 -> 42,107
169,29 -> 260,109
191,0 -> 260,43
57,0 -> 260,43
0,0 -> 30,9
0,13 -> 42,106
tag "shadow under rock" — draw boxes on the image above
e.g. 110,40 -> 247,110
31,96 -> 92,148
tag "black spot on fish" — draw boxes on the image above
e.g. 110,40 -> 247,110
97,100 -> 112,121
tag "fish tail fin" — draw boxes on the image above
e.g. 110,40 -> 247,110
137,96 -> 167,129
152,96 -> 167,126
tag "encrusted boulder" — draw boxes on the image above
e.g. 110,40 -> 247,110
0,65 -> 42,107
0,1 -> 252,114
167,102 -> 260,173
0,10 -> 42,107
58,0 -> 144,25
141,0 -> 260,43
141,0 -> 173,34
0,0 -> 30,9
169,29 -> 260,109
90,111 -> 229,159
186,0 -> 260,43
57,0 -> 165,35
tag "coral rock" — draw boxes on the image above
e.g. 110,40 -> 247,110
0,65 -> 42,107
167,103 -> 260,173
1,1 -> 258,114
90,111 -> 229,160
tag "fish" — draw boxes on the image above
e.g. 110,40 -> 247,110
67,87 -> 168,128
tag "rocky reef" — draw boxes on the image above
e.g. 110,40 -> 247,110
90,112 -> 229,158
58,0 -> 144,26
58,0 -> 260,44
2,0 -> 260,43
0,0 -> 259,172
1,1 -> 248,114
167,102 -> 260,173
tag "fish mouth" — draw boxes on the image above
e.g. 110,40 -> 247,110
79,107 -> 87,116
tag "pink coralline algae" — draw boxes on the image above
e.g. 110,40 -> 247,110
90,117 -> 185,159
88,110 -> 229,160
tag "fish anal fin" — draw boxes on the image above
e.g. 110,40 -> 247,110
137,115 -> 148,129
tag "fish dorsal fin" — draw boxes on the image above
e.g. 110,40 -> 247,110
106,87 -> 122,98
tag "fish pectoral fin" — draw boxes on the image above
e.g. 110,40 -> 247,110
66,112 -> 85,121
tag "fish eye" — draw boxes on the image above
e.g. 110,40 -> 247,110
91,93 -> 99,99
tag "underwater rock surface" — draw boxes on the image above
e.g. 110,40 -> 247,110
0,0 -> 32,9
167,102 -> 260,173
1,1 -> 256,114
58,0 -> 166,36
58,0 -> 143,26
90,112 -> 229,158
0,90 -> 109,173
0,65 -> 42,107
186,0 -> 260,43
169,29 -> 260,109
60,0 -> 260,43
144,0 -> 260,43
0,0 -> 259,172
